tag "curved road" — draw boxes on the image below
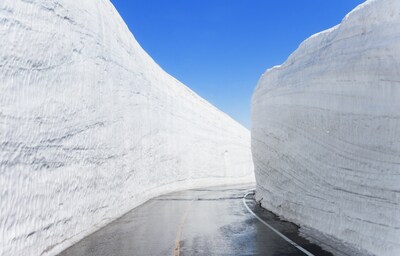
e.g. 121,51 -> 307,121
59,184 -> 332,256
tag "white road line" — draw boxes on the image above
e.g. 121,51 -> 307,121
242,192 -> 315,256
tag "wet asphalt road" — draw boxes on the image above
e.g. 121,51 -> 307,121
59,184 -> 332,256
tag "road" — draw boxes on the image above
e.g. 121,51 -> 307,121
59,184 -> 332,256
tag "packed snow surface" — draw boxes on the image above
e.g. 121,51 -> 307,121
252,0 -> 400,255
0,1 -> 254,255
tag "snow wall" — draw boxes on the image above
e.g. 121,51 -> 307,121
252,1 -> 400,255
0,1 -> 254,255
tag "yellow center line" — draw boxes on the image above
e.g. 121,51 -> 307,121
174,200 -> 194,256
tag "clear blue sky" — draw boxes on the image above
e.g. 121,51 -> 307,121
110,0 -> 365,128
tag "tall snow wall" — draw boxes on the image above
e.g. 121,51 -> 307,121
252,1 -> 400,255
0,1 -> 254,255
